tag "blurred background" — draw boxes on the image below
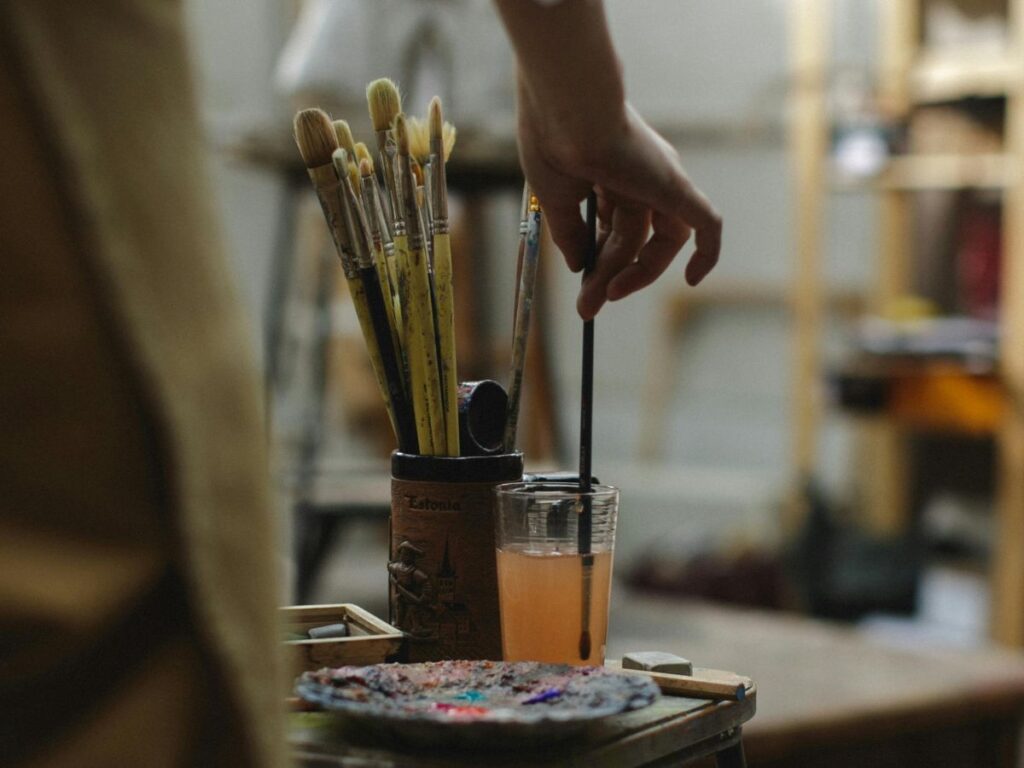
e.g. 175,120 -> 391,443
186,0 -> 1023,659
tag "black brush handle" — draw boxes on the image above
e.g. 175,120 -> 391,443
361,266 -> 418,453
577,191 -> 598,661
578,191 -> 598,542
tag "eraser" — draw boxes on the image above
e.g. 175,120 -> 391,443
622,651 -> 693,676
308,623 -> 350,640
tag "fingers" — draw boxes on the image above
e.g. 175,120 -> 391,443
541,198 -> 589,273
577,203 -> 650,320
607,165 -> 721,287
607,211 -> 690,301
596,111 -> 722,286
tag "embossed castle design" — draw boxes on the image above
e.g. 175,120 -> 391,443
435,536 -> 474,643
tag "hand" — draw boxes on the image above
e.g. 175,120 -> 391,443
516,86 -> 722,320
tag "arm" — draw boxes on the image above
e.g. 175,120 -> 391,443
493,0 -> 722,319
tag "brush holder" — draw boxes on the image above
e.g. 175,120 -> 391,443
389,451 -> 523,661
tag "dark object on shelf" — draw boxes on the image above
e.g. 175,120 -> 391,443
457,380 -> 508,455
626,543 -> 789,611
792,482 -> 923,622
830,369 -> 890,413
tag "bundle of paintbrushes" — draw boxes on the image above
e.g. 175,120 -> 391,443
293,78 -> 461,457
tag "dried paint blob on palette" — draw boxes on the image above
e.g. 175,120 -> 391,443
296,660 -> 659,724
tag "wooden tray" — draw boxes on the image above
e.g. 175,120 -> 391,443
283,604 -> 403,674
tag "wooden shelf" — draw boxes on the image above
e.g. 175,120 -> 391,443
832,153 -> 1012,192
911,47 -> 1021,103
836,360 -> 1006,435
883,153 -> 1012,189
791,0 -> 1024,646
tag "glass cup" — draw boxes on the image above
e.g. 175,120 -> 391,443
494,482 -> 619,666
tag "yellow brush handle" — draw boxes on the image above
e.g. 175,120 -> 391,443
433,233 -> 460,456
386,248 -> 404,351
374,244 -> 403,383
347,276 -> 399,441
407,241 -> 446,456
395,234 -> 434,455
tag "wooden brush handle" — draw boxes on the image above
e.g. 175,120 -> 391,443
608,664 -> 749,702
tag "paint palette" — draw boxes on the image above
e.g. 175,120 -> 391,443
295,659 -> 660,748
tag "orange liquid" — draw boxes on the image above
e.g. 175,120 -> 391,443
496,549 -> 614,665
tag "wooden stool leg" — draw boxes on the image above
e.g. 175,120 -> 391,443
294,509 -> 342,604
714,735 -> 746,768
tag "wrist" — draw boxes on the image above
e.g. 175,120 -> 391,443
517,68 -> 628,158
496,0 -> 626,139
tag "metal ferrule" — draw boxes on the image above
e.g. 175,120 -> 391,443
380,131 -> 403,227
398,153 -> 423,251
310,166 -> 356,278
517,183 -> 530,234
430,141 -> 449,230
372,176 -> 393,242
339,175 -> 373,272
360,175 -> 381,249
421,165 -> 434,233
376,189 -> 395,249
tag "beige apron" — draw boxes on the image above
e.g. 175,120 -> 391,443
0,1 -> 286,765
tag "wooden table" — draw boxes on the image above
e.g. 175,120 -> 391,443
607,594 -> 1024,767
290,672 -> 756,767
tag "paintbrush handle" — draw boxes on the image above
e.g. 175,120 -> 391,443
504,207 -> 543,452
359,267 -> 417,454
411,244 -> 446,456
395,234 -> 435,455
610,667 -> 749,702
348,275 -> 402,449
433,232 -> 460,456
373,245 -> 404,378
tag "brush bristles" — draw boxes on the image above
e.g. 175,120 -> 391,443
331,148 -> 350,180
294,108 -> 339,169
333,119 -> 357,156
367,78 -> 402,132
411,159 -> 424,188
429,97 -> 442,136
429,98 -> 456,161
407,117 -> 430,164
442,123 -> 456,161
355,142 -> 373,170
331,149 -> 361,194
359,157 -> 374,178
394,113 -> 410,157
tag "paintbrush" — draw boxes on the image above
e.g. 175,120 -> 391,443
293,108 -> 352,267
359,156 -> 403,369
512,182 -> 530,331
293,108 -> 408,450
396,113 -> 446,455
578,191 -> 598,661
334,148 -> 417,454
429,97 -> 460,456
333,119 -> 357,159
366,78 -> 402,230
368,85 -> 433,454
503,193 -> 542,453
356,142 -> 401,325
